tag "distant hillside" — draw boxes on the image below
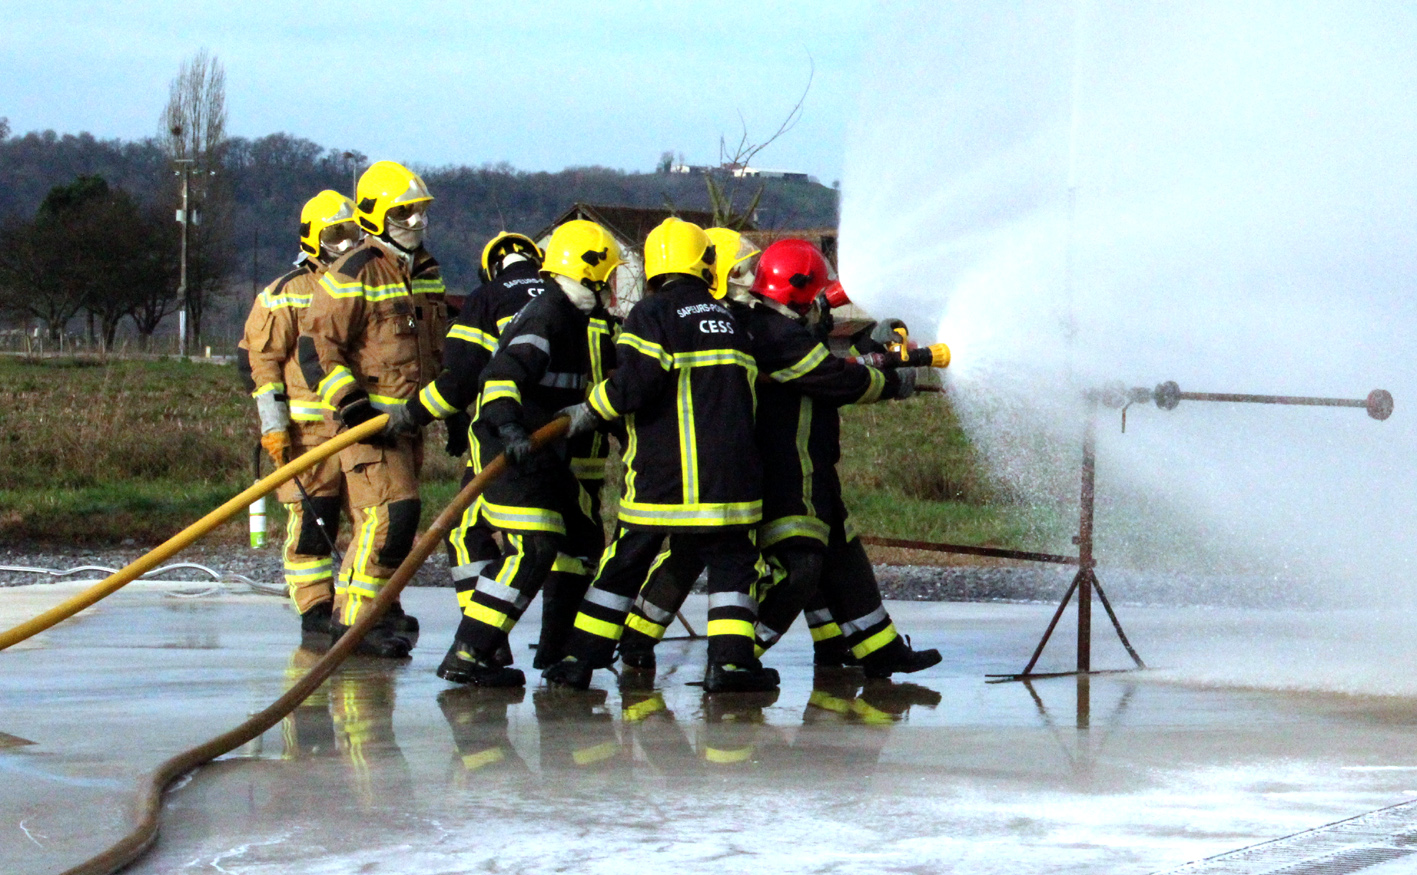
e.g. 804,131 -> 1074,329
0,126 -> 839,341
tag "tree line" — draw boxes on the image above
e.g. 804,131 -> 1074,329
0,119 -> 839,348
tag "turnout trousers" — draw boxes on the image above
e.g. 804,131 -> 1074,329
566,527 -> 761,667
456,440 -> 603,662
277,431 -> 345,614
332,434 -> 422,626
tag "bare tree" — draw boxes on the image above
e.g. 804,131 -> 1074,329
161,50 -> 231,347
707,61 -> 814,230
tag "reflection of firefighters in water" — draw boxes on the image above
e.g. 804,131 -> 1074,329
533,689 -> 628,773
437,686 -> 530,786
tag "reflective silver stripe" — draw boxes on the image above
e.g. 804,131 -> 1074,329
708,592 -> 758,612
584,587 -> 634,613
538,371 -> 587,389
508,334 -> 551,354
450,560 -> 492,582
838,605 -> 889,636
805,609 -> 834,627
754,623 -> 781,644
634,596 -> 674,625
476,576 -> 531,610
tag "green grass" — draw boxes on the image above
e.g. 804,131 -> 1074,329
0,357 -> 1039,552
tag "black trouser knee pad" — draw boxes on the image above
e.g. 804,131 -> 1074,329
378,499 -> 423,568
294,496 -> 342,555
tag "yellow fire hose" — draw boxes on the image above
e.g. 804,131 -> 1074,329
0,416 -> 392,652
58,416 -> 569,875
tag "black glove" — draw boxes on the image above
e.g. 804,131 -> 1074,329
338,394 -> 381,429
445,411 -> 471,458
497,422 -> 534,467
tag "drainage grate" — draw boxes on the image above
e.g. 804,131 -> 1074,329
1156,800 -> 1417,874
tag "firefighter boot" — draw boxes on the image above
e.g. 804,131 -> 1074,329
861,636 -> 942,679
542,656 -> 595,690
437,639 -> 526,687
813,637 -> 856,668
704,660 -> 780,694
618,628 -> 658,670
386,602 -> 420,643
300,601 -> 334,638
330,616 -> 412,659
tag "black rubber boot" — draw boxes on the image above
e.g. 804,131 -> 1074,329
703,661 -> 780,693
618,630 -> 658,670
542,656 -> 594,690
386,602 -> 419,642
861,636 -> 941,679
437,640 -> 526,687
860,679 -> 943,712
300,601 -> 334,637
812,638 -> 856,668
331,618 -> 413,659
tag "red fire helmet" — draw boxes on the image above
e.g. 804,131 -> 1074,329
751,238 -> 831,310
822,280 -> 851,308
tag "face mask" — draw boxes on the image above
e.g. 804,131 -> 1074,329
320,237 -> 357,260
385,206 -> 428,252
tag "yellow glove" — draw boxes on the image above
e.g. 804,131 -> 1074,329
260,430 -> 291,468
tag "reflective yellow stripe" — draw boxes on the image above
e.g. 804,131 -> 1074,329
796,397 -> 814,511
587,318 -> 611,384
622,695 -> 667,722
461,748 -> 506,770
676,368 -> 698,505
252,381 -> 285,398
704,746 -> 753,764
481,380 -> 521,406
419,382 -> 458,418
574,612 -> 624,641
622,413 -> 639,503
320,272 -> 364,299
368,393 -> 407,409
810,622 -> 843,642
850,623 -> 898,659
318,366 -> 355,404
625,613 -> 666,641
571,457 -> 607,480
808,690 -> 852,714
361,282 -> 410,302
706,619 -> 755,639
759,515 -> 830,548
466,602 -> 515,632
619,332 -> 672,369
572,742 -> 619,766
770,344 -> 831,382
412,277 -> 445,294
260,289 -> 312,309
588,381 -> 618,419
617,499 -> 761,528
551,553 -> 588,575
672,349 -> 756,369
856,367 -> 886,404
449,324 -> 496,351
496,314 -> 515,330
851,699 -> 896,724
290,399 -> 335,421
476,497 -> 565,534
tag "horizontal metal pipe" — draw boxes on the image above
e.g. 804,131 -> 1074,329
859,535 -> 1079,566
1178,392 -> 1364,407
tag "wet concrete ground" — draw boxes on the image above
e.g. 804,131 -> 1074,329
4,582 -> 1417,874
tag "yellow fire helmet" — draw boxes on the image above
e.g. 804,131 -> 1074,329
480,232 -> 544,283
355,160 -> 433,235
644,217 -> 716,291
541,220 -> 623,288
704,227 -> 761,300
298,190 -> 358,258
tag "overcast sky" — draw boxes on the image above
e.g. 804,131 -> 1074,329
0,0 -> 873,181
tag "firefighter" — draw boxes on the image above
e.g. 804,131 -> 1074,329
620,234 -> 943,678
298,160 -> 446,658
433,219 -> 620,687
400,232 -> 550,659
237,190 -> 361,638
546,217 -> 776,694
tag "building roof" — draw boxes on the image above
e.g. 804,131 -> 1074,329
536,203 -> 734,248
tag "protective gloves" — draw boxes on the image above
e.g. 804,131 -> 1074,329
445,411 -> 471,458
869,318 -> 909,350
260,429 -> 290,468
558,402 -> 603,439
497,422 -> 535,466
337,394 -> 380,429
381,402 -> 420,441
896,368 -> 918,400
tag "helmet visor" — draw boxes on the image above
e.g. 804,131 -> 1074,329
320,221 -> 361,248
387,202 -> 428,227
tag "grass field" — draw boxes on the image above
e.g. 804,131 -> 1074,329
0,356 -> 1047,554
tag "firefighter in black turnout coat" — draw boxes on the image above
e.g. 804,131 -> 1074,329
431,220 -> 622,687
546,217 -> 778,694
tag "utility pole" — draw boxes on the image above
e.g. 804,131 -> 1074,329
174,157 -> 193,357
342,151 -> 359,199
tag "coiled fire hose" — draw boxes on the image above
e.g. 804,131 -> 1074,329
58,416 -> 569,875
0,417 -> 392,652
